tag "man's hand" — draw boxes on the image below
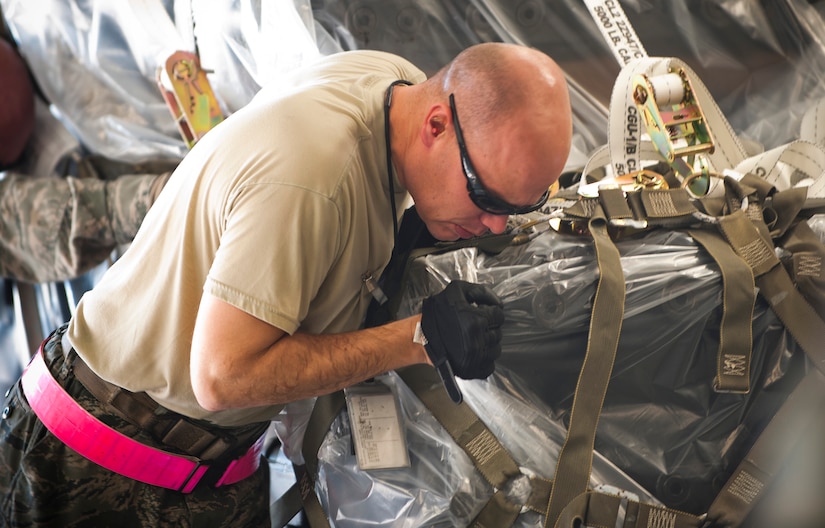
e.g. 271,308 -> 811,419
420,280 -> 505,379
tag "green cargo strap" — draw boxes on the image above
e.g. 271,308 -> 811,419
705,369 -> 825,528
688,229 -> 756,393
292,464 -> 330,528
717,210 -> 825,373
397,365 -> 528,527
270,476 -> 304,528
280,391 -> 346,528
598,187 -> 634,220
565,188 -> 751,393
545,205 -> 626,527
554,490 -> 704,528
638,188 -> 698,220
471,490 -> 522,528
282,366 -> 549,528
565,188 -> 701,235
398,365 -> 520,489
781,220 -> 825,318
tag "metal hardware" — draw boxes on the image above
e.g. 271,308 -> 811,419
578,169 -> 668,198
156,50 -> 224,149
361,271 -> 388,305
633,68 -> 715,181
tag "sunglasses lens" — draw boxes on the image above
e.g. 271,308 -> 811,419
471,194 -> 510,215
470,189 -> 549,216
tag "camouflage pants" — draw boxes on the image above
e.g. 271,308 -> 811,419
0,169 -> 169,283
0,326 -> 272,528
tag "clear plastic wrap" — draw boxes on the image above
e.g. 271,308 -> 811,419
313,368 -> 660,528
310,0 -> 825,159
3,1 -> 825,525
0,0 -> 327,162
389,221 -> 820,517
299,217 -> 823,524
5,1 -> 824,170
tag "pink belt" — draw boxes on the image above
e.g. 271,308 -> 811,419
21,347 -> 264,493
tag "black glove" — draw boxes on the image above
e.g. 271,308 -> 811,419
420,280 -> 505,379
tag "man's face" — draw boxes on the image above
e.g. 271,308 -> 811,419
414,96 -> 555,242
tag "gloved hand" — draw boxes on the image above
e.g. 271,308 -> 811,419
420,280 -> 505,379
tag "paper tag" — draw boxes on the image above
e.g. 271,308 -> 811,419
345,382 -> 409,470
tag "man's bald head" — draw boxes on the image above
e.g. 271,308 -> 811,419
433,43 -> 569,127
427,43 -> 572,205
390,43 -> 573,241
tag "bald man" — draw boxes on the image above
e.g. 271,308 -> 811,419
0,43 -> 572,526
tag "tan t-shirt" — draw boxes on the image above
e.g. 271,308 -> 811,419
67,50 -> 426,427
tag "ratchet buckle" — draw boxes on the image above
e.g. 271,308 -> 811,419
633,67 -> 715,194
157,50 -> 224,149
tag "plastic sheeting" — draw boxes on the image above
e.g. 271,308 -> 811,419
305,215 -> 822,524
3,0 -> 825,525
0,0 -> 326,162
4,1 -> 825,169
396,223 -> 809,516
310,0 -> 825,162
313,364 -> 662,527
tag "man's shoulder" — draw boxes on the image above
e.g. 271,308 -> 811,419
316,49 -> 426,83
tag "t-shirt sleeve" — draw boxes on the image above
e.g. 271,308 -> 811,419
204,180 -> 342,334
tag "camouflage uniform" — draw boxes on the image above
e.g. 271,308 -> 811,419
0,156 -> 173,283
0,325 -> 272,527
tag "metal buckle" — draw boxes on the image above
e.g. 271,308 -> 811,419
578,169 -> 668,198
633,68 -> 715,181
156,50 -> 224,149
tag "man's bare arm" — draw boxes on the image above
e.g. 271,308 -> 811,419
190,292 -> 429,411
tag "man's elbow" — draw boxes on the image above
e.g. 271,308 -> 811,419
191,369 -> 235,411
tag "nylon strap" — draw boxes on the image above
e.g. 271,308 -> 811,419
705,369 -> 825,527
734,140 -> 825,198
270,477 -> 304,528
554,490 -> 704,528
687,229 -> 755,392
544,206 -> 626,527
281,368 -> 541,528
398,365 -> 521,489
397,364 -> 539,527
781,220 -> 825,317
716,211 -> 825,373
276,391 -> 346,528
565,188 -> 698,230
399,364 -> 565,524
471,489 -> 522,528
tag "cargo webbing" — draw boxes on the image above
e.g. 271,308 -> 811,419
543,206 -> 626,526
706,369 -> 825,527
717,210 -> 825,373
276,46 -> 825,528
687,229 -> 755,393
397,365 -> 525,527
279,366 -> 551,528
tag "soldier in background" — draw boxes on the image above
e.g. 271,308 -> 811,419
0,37 -> 176,283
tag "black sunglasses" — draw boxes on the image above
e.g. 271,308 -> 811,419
449,93 -> 549,215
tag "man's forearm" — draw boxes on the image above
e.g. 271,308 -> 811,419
192,313 -> 428,411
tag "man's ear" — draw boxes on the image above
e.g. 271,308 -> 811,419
421,107 -> 448,147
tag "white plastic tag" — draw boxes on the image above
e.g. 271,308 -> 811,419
345,381 -> 410,470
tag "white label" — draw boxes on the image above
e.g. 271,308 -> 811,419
346,387 -> 409,470
583,0 -> 647,66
